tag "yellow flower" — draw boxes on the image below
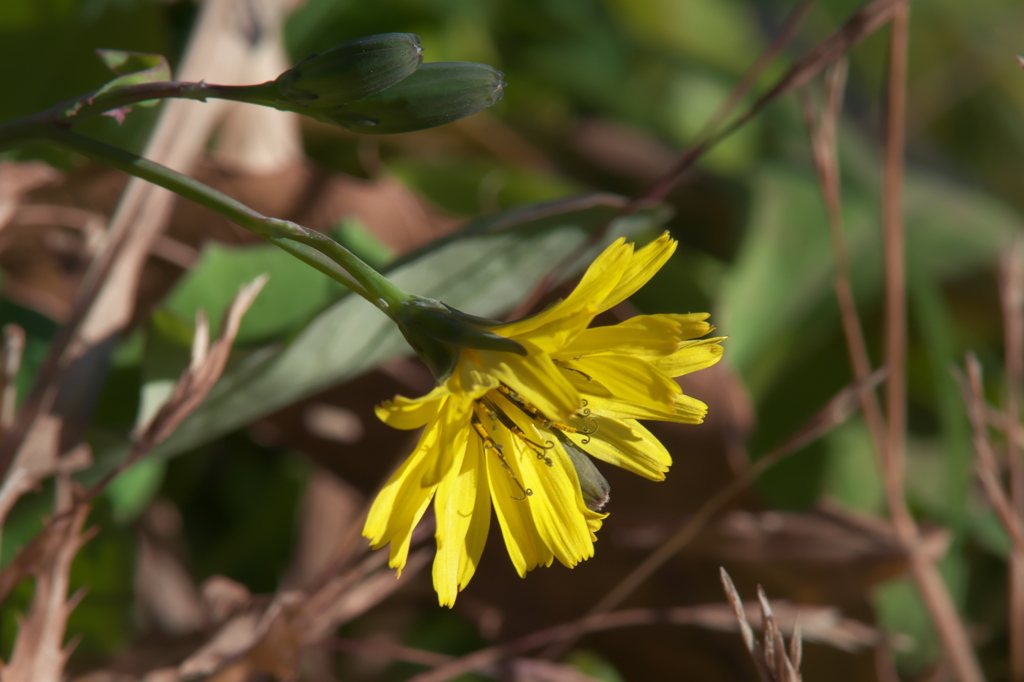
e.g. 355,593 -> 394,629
364,233 -> 724,606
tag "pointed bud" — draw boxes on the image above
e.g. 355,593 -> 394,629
274,33 -> 423,108
328,62 -> 505,134
559,436 -> 611,512
393,297 -> 524,378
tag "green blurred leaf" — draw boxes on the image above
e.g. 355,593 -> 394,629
389,158 -> 582,216
136,309 -> 194,432
718,164 -> 880,385
564,650 -> 626,682
874,577 -> 939,672
105,456 -> 165,522
94,49 -> 170,94
163,242 -> 341,346
91,195 -> 669,471
820,418 -> 884,514
606,0 -> 761,72
722,162 -> 1023,387
330,216 -> 395,269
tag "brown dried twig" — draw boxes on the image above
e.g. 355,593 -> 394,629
0,278 -> 266,608
800,10 -> 983,680
720,568 -> 802,682
959,355 -> 1024,556
0,0 -> 290,485
0,477 -> 94,682
402,594 -> 887,682
999,238 -> 1024,680
637,0 -> 914,207
541,369 -> 885,661
876,10 -> 984,682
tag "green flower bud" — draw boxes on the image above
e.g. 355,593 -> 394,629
393,296 -> 524,378
274,33 -> 423,108
328,62 -> 505,134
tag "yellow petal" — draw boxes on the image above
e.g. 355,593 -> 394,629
573,354 -> 680,408
506,428 -> 595,569
476,340 -> 581,421
495,238 -> 633,339
484,417 -> 553,576
487,392 -> 596,568
422,399 -> 471,487
363,421 -> 441,572
581,392 -> 709,424
375,384 -> 449,430
567,417 -> 671,480
650,337 -> 726,377
660,312 -> 714,340
597,233 -> 676,312
559,315 -> 682,359
432,437 -> 490,607
508,305 -> 596,355
452,359 -> 500,397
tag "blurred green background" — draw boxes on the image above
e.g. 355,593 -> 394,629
2,0 -> 1023,679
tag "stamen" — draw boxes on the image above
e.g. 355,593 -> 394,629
480,396 -> 554,467
496,383 -> 598,447
471,410 -> 533,500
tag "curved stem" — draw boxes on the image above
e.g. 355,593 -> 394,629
0,80 -> 283,150
34,127 -> 412,314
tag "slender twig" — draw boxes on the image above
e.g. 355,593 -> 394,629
0,325 -> 25,430
879,10 -> 985,682
959,356 -> 1024,555
540,370 -> 885,661
636,0 -> 818,207
634,0 -> 914,208
1000,239 -> 1024,681
801,59 -> 889,455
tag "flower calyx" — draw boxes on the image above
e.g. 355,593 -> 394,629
394,296 -> 525,378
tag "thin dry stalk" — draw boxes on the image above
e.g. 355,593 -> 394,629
878,10 -> 985,682
960,356 -> 1024,554
0,477 -> 93,682
405,593 -> 885,682
518,0 -> 911,322
175,548 -> 432,681
541,370 -> 885,661
1000,239 -> 1024,681
800,60 -> 889,455
638,0 -> 913,207
802,11 -> 983,680
720,570 -> 803,682
0,279 -> 264,606
1,324 -> 25,430
0,0 -> 287,483
881,0 -> 909,531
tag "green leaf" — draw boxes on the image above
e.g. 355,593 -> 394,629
91,49 -> 170,109
164,242 -> 342,346
91,195 -> 669,471
105,456 -> 165,523
136,309 -> 195,432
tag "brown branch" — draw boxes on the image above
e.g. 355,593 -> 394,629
959,357 -> 1024,555
541,370 -> 885,661
1000,239 -> 1024,681
878,9 -> 985,682
636,0 -> 914,207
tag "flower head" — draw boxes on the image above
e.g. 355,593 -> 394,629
365,233 -> 724,605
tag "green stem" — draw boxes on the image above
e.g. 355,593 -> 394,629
0,81 -> 284,150
36,127 -> 412,314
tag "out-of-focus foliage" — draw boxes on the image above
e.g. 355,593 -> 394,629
2,0 -> 1024,679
